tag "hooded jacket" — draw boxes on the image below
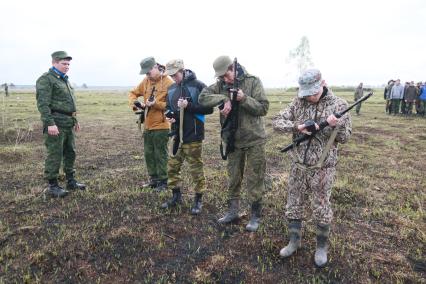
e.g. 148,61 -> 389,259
128,75 -> 174,130
272,89 -> 352,168
166,69 -> 213,143
198,64 -> 269,148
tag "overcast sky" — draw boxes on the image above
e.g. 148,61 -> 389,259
1,0 -> 425,87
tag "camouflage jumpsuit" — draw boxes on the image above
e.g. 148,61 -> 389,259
36,68 -> 78,181
272,89 -> 352,224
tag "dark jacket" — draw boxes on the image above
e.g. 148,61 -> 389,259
166,70 -> 213,143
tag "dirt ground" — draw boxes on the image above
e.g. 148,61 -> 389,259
0,90 -> 425,283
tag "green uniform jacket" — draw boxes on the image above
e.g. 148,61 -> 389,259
199,67 -> 269,148
36,69 -> 77,128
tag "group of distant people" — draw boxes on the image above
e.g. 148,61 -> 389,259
384,79 -> 426,116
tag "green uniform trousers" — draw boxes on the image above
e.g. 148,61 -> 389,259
143,129 -> 169,181
167,141 -> 206,193
227,143 -> 266,203
44,126 -> 76,180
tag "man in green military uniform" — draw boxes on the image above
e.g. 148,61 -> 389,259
199,56 -> 269,232
36,51 -> 86,198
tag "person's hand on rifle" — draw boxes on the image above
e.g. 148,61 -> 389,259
166,117 -> 176,123
229,88 -> 245,102
178,98 -> 188,108
297,121 -> 319,135
326,114 -> 338,127
220,100 -> 232,117
146,99 -> 156,107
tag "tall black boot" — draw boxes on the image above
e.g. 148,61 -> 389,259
160,187 -> 182,209
190,193 -> 203,215
246,201 -> 261,232
314,223 -> 330,267
280,219 -> 302,257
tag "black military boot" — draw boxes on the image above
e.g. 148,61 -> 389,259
66,178 -> 86,191
160,187 -> 182,209
246,201 -> 261,232
190,193 -> 203,215
218,199 -> 240,224
154,179 -> 168,192
280,219 -> 302,258
314,223 -> 330,267
46,179 -> 68,198
142,176 -> 158,189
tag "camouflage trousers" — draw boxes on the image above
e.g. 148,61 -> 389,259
144,129 -> 169,181
286,165 -> 336,224
43,126 -> 76,180
167,141 -> 206,193
227,143 -> 266,203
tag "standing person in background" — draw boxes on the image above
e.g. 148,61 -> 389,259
272,69 -> 352,267
403,81 -> 417,116
354,82 -> 364,115
4,83 -> 9,97
384,80 -> 394,114
199,55 -> 269,232
160,59 -> 213,214
390,79 -> 404,115
419,82 -> 426,117
36,51 -> 86,198
401,82 -> 409,115
128,57 -> 174,191
416,82 -> 423,115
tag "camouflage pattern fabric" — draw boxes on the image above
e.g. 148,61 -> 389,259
272,90 -> 352,168
36,69 -> 77,128
272,89 -> 352,224
285,166 -> 335,224
226,143 -> 266,203
144,129 -> 169,181
43,127 -> 76,180
167,141 -> 206,193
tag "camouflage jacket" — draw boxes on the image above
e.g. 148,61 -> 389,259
36,69 -> 77,128
354,86 -> 363,101
272,90 -> 352,168
198,66 -> 269,148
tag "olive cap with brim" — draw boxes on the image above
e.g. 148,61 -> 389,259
298,69 -> 322,98
51,51 -> 72,60
140,57 -> 156,74
165,59 -> 184,76
213,55 -> 232,77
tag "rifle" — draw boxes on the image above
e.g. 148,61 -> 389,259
133,86 -> 156,131
167,80 -> 193,156
220,57 -> 239,160
280,92 -> 373,153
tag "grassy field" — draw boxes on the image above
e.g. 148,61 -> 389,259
0,89 -> 425,283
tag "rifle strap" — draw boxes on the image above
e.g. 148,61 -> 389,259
294,127 -> 338,171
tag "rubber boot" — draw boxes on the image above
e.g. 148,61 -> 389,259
46,179 -> 68,198
190,193 -> 203,215
246,201 -> 261,232
218,199 -> 240,224
280,219 -> 302,258
314,223 -> 330,267
160,187 -> 182,209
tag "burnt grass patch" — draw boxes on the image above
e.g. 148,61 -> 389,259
0,91 -> 425,283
